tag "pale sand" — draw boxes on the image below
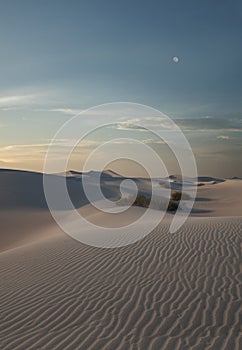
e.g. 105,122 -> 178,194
192,180 -> 242,217
0,170 -> 241,349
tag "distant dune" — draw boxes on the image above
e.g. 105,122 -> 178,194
0,169 -> 241,349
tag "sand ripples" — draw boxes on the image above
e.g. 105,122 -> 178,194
0,217 -> 241,349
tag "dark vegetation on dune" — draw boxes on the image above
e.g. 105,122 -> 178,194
129,191 -> 189,211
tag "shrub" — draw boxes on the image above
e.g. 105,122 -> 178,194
167,200 -> 179,211
116,191 -> 190,212
133,194 -> 151,207
171,191 -> 190,200
171,191 -> 182,201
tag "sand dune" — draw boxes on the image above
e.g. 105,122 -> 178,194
0,216 -> 241,350
192,180 -> 242,217
1,168 -> 240,215
0,169 -> 241,349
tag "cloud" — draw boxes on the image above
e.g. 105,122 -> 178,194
47,107 -> 125,116
144,139 -> 165,145
175,116 -> 242,132
46,109 -> 242,133
217,135 -> 229,140
112,117 -> 178,132
46,137 -> 166,149
0,159 -> 13,164
0,143 -> 48,162
0,94 -> 37,109
3,143 -> 50,150
48,108 -> 83,115
115,122 -> 147,131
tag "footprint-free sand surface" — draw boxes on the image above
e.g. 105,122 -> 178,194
0,170 -> 241,349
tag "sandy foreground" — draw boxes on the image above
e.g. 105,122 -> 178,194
0,170 -> 241,350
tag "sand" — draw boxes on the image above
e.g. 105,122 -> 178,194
0,169 -> 241,349
192,179 -> 242,217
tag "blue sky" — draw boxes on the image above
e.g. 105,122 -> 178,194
0,0 -> 241,176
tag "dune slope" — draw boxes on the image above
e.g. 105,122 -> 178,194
0,216 -> 241,350
0,169 -> 241,349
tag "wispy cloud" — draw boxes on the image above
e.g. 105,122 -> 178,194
115,122 -> 147,131
47,107 -> 120,116
0,141 -> 69,165
175,116 -> 242,132
116,116 -> 242,133
3,143 -> 50,150
113,117 -> 178,132
0,94 -> 37,109
77,138 -> 165,148
0,143 -> 49,163
41,109 -> 242,133
48,108 -> 83,115
217,135 -> 229,140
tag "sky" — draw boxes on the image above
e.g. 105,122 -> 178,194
0,0 -> 241,177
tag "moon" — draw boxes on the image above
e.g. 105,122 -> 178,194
172,56 -> 179,63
